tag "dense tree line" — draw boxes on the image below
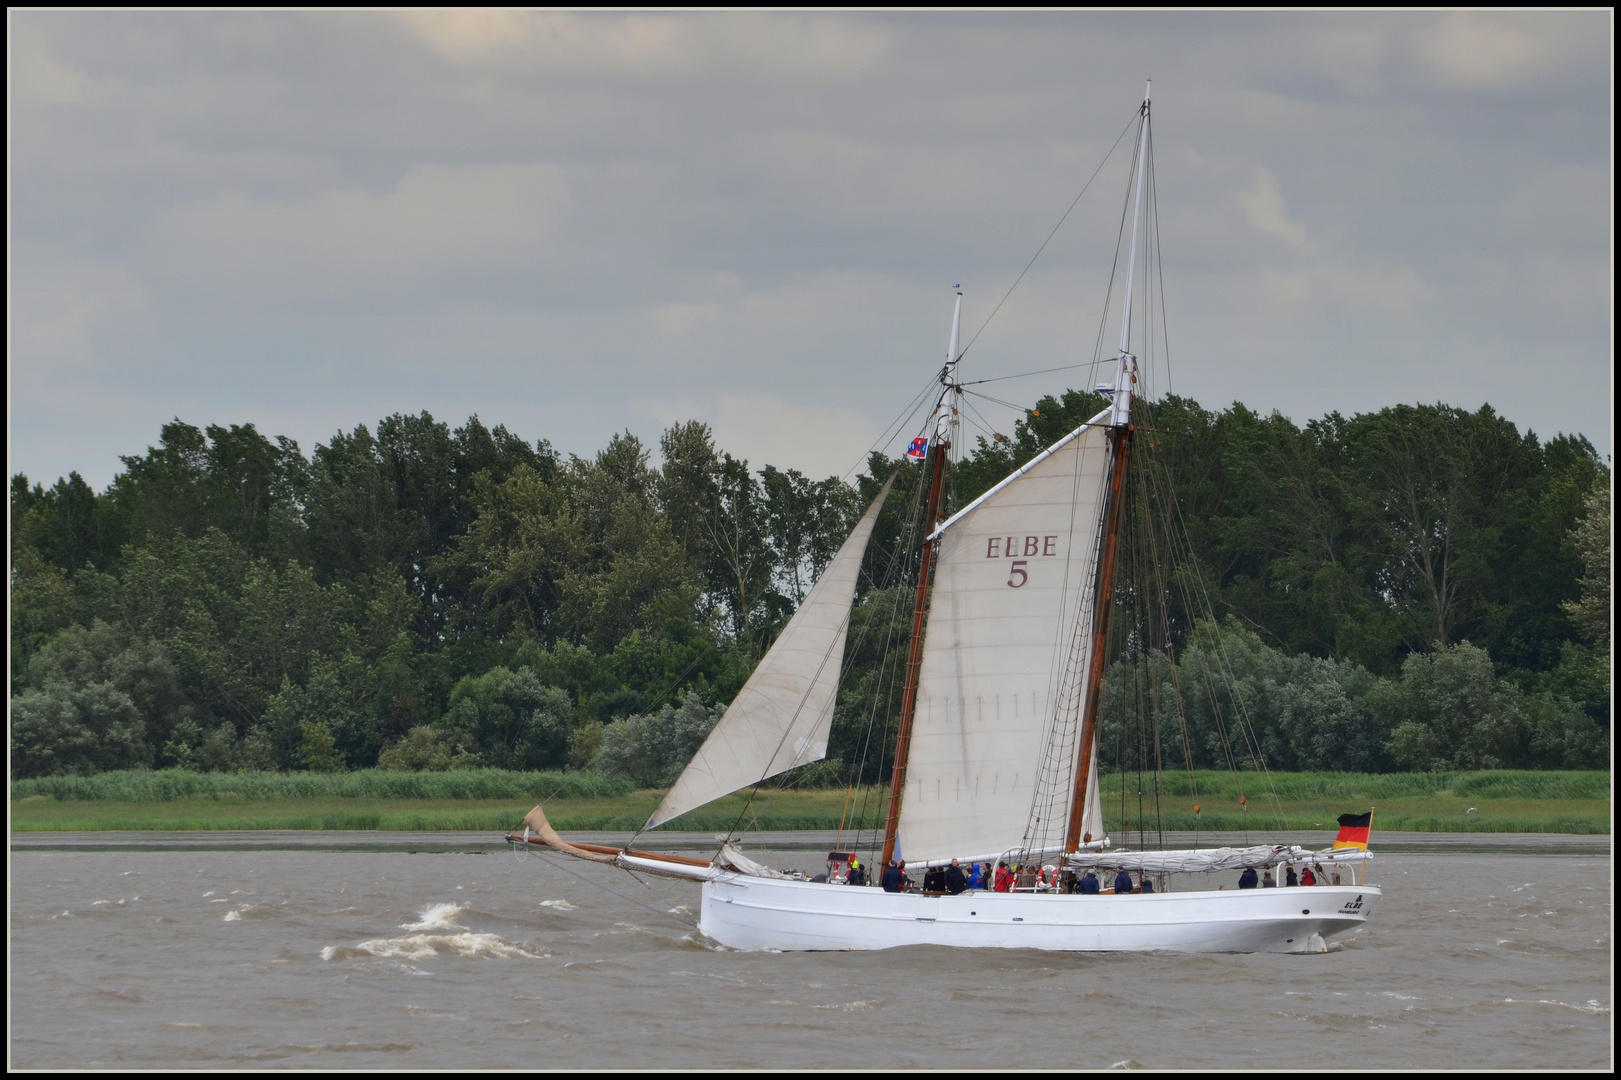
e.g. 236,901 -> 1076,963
10,393 -> 1609,781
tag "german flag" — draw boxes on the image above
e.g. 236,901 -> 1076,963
1333,811 -> 1373,850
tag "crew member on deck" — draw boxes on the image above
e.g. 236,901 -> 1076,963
1285,865 -> 1299,887
847,858 -> 865,887
944,859 -> 968,895
881,860 -> 905,893
1238,867 -> 1259,889
1079,868 -> 1100,894
1113,869 -> 1134,894
1301,865 -> 1317,886
1139,875 -> 1155,894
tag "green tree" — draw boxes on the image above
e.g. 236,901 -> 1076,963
434,666 -> 574,769
10,682 -> 148,778
656,420 -> 721,570
300,722 -> 345,772
760,466 -> 861,605
593,692 -> 721,788
1373,641 -> 1528,770
12,471 -> 127,577
377,725 -> 454,771
826,585 -> 916,784
1563,466 -> 1611,665
20,619 -> 193,764
1340,404 -> 1539,660
256,654 -> 379,771
109,419 -> 305,559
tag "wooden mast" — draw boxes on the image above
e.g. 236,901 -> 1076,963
1065,82 -> 1151,856
1064,423 -> 1132,851
880,439 -> 948,870
880,291 -> 962,871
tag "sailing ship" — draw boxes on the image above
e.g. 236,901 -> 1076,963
510,85 -> 1380,953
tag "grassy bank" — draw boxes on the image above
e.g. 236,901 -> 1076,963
1098,769 -> 1611,834
9,784 -> 878,833
9,769 -> 1610,833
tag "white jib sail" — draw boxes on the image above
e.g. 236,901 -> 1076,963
897,415 -> 1114,865
646,475 -> 896,829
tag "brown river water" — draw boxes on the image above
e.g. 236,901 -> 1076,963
9,830 -> 1611,1069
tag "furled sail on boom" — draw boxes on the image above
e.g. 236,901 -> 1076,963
645,474 -> 897,829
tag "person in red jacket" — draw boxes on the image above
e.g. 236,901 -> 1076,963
994,863 -> 1015,892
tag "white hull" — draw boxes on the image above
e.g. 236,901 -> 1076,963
700,875 -> 1378,953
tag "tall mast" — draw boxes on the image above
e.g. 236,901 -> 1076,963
880,291 -> 961,870
1065,83 -> 1150,854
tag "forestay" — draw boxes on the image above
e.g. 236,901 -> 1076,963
646,475 -> 896,829
897,416 -> 1114,865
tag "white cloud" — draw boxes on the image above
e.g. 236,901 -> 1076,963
647,391 -> 880,480
1252,263 -> 1436,324
1497,165 -> 1611,250
6,10 -> 1611,493
1414,14 -> 1553,92
142,162 -> 570,298
8,21 -> 103,106
9,259 -> 149,358
1237,168 -> 1314,255
1302,25 -> 1388,97
1511,253 -> 1612,322
390,11 -> 890,81
643,270 -> 946,375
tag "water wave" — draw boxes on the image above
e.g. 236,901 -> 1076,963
322,933 -> 545,962
674,933 -> 732,952
1502,998 -> 1610,1015
402,903 -> 468,932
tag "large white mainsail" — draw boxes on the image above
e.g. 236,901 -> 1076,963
896,412 -> 1114,864
645,474 -> 896,829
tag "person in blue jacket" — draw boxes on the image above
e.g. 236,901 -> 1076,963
1238,867 -> 1259,889
881,860 -> 907,893
1078,869 -> 1100,894
968,863 -> 985,890
1113,869 -> 1135,894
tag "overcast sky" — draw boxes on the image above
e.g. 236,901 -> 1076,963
9,11 -> 1612,491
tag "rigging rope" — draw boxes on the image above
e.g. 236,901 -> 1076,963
522,846 -> 699,931
954,109 -> 1141,367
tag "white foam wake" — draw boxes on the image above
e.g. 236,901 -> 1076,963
322,933 -> 545,962
403,902 -> 468,932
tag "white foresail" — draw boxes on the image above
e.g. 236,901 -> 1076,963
897,414 -> 1114,865
646,475 -> 896,829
